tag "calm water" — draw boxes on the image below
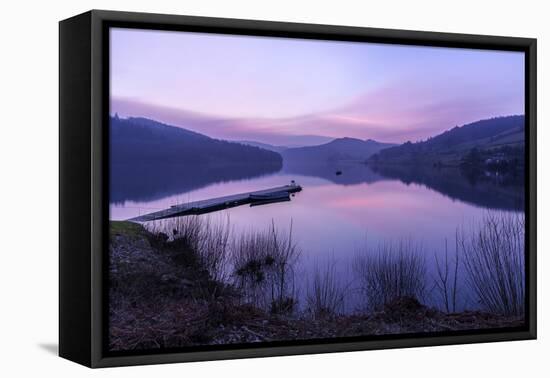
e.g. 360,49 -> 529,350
110,162 -> 524,312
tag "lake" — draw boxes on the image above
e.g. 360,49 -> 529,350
110,162 -> 524,313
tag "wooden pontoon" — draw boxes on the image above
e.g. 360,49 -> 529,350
128,183 -> 302,222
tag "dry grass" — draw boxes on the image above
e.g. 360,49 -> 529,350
353,240 -> 427,311
433,236 -> 460,313
306,256 -> 349,318
458,212 -> 525,316
149,214 -> 232,282
231,220 -> 301,313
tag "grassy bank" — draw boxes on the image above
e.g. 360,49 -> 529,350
109,214 -> 524,351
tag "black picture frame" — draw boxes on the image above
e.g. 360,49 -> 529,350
59,9 -> 537,368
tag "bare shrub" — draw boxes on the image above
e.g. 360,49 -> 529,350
353,240 -> 427,311
149,214 -> 232,282
306,257 -> 348,318
458,212 -> 525,316
197,215 -> 232,283
433,236 -> 460,313
231,220 -> 301,313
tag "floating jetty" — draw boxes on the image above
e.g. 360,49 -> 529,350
128,183 -> 302,222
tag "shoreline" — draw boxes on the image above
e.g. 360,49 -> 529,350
108,221 -> 523,351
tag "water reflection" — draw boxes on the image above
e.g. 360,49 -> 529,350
282,161 -> 385,185
111,160 -> 524,213
111,160 -> 525,313
110,162 -> 281,204
370,164 -> 524,211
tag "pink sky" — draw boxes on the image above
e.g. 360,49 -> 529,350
110,28 -> 525,145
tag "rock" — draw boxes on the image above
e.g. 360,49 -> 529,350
161,274 -> 178,283
180,279 -> 194,287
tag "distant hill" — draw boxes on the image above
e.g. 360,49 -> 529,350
110,116 -> 285,202
280,135 -> 335,148
282,137 -> 396,163
237,140 -> 288,153
368,115 -> 525,166
282,161 -> 387,186
110,116 -> 283,166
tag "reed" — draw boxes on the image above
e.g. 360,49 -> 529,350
149,214 -> 232,282
458,212 -> 525,316
433,235 -> 460,313
231,220 -> 301,313
306,256 -> 348,318
353,239 -> 427,311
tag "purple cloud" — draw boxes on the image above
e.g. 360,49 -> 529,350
111,28 -> 525,145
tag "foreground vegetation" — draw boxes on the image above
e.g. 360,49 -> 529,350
109,212 -> 525,351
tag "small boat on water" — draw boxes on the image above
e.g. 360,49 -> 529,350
335,170 -> 343,176
250,196 -> 291,207
249,192 -> 290,201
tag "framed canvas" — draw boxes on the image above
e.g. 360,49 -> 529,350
59,10 -> 537,368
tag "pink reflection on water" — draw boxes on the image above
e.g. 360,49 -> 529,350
110,171 -> 522,312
